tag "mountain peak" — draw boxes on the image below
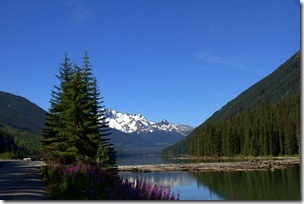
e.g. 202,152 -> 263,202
104,108 -> 193,136
159,119 -> 169,126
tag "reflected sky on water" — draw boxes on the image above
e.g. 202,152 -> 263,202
118,156 -> 300,200
119,171 -> 223,200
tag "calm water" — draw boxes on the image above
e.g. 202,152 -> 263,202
118,156 -> 301,200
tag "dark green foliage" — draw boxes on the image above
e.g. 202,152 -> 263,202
185,94 -> 300,157
43,53 -> 75,164
0,124 -> 42,159
42,52 -> 116,169
206,51 -> 300,124
0,91 -> 45,159
0,152 -> 16,159
0,91 -> 46,134
163,50 -> 300,156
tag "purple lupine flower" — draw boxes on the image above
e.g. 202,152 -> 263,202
162,188 -> 170,200
170,193 -> 176,200
44,164 -> 180,200
157,184 -> 164,200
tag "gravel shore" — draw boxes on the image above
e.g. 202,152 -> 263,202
118,157 -> 300,173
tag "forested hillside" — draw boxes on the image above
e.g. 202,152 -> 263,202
187,94 -> 300,157
0,91 -> 46,134
162,50 -> 300,156
0,91 -> 46,159
0,124 -> 42,159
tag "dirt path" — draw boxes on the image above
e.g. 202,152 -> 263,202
0,160 -> 48,200
118,157 -> 300,173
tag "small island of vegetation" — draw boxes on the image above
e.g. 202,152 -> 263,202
40,52 -> 179,200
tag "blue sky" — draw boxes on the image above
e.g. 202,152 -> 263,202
0,0 -> 300,127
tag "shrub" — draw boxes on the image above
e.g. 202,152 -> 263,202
41,164 -> 179,200
0,152 -> 16,159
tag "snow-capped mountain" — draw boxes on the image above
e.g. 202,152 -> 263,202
105,108 -> 193,136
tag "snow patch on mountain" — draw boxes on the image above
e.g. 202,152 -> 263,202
104,108 -> 193,136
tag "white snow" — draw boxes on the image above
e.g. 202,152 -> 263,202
104,108 -> 193,136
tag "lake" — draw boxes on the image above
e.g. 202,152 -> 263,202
117,156 -> 301,200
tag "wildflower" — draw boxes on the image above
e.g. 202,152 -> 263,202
162,188 -> 171,200
170,193 -> 176,200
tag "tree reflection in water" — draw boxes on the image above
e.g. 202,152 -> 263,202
191,164 -> 300,200
119,164 -> 300,200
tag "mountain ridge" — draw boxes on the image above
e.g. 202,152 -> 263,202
162,50 -> 301,156
105,108 -> 194,155
105,108 -> 193,136
0,91 -> 46,134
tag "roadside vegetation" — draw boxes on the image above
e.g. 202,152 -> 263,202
0,152 -> 16,159
41,164 -> 178,200
0,125 -> 42,159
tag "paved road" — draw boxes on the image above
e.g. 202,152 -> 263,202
0,160 -> 48,200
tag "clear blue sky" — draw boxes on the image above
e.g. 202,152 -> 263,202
0,0 -> 300,127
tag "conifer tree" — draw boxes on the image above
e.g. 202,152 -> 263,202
80,52 -> 116,168
42,53 -> 76,164
43,52 -> 117,168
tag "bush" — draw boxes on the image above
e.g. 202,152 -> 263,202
0,152 -> 16,159
41,164 -> 179,200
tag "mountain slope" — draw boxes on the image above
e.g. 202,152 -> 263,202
0,91 -> 46,158
162,50 -> 300,156
0,91 -> 47,134
206,50 -> 300,124
109,128 -> 186,155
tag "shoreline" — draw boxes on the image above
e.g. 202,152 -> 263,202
170,155 -> 300,160
118,157 -> 300,173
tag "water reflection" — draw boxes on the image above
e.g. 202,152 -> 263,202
119,171 -> 222,200
119,164 -> 300,200
119,171 -> 195,187
191,164 -> 300,200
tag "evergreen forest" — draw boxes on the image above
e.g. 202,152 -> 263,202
187,94 -> 300,157
163,50 -> 300,157
0,124 -> 42,159
0,91 -> 45,159
0,91 -> 46,134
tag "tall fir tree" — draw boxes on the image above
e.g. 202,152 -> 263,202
42,53 -> 76,164
81,51 -> 117,169
42,52 -> 116,169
